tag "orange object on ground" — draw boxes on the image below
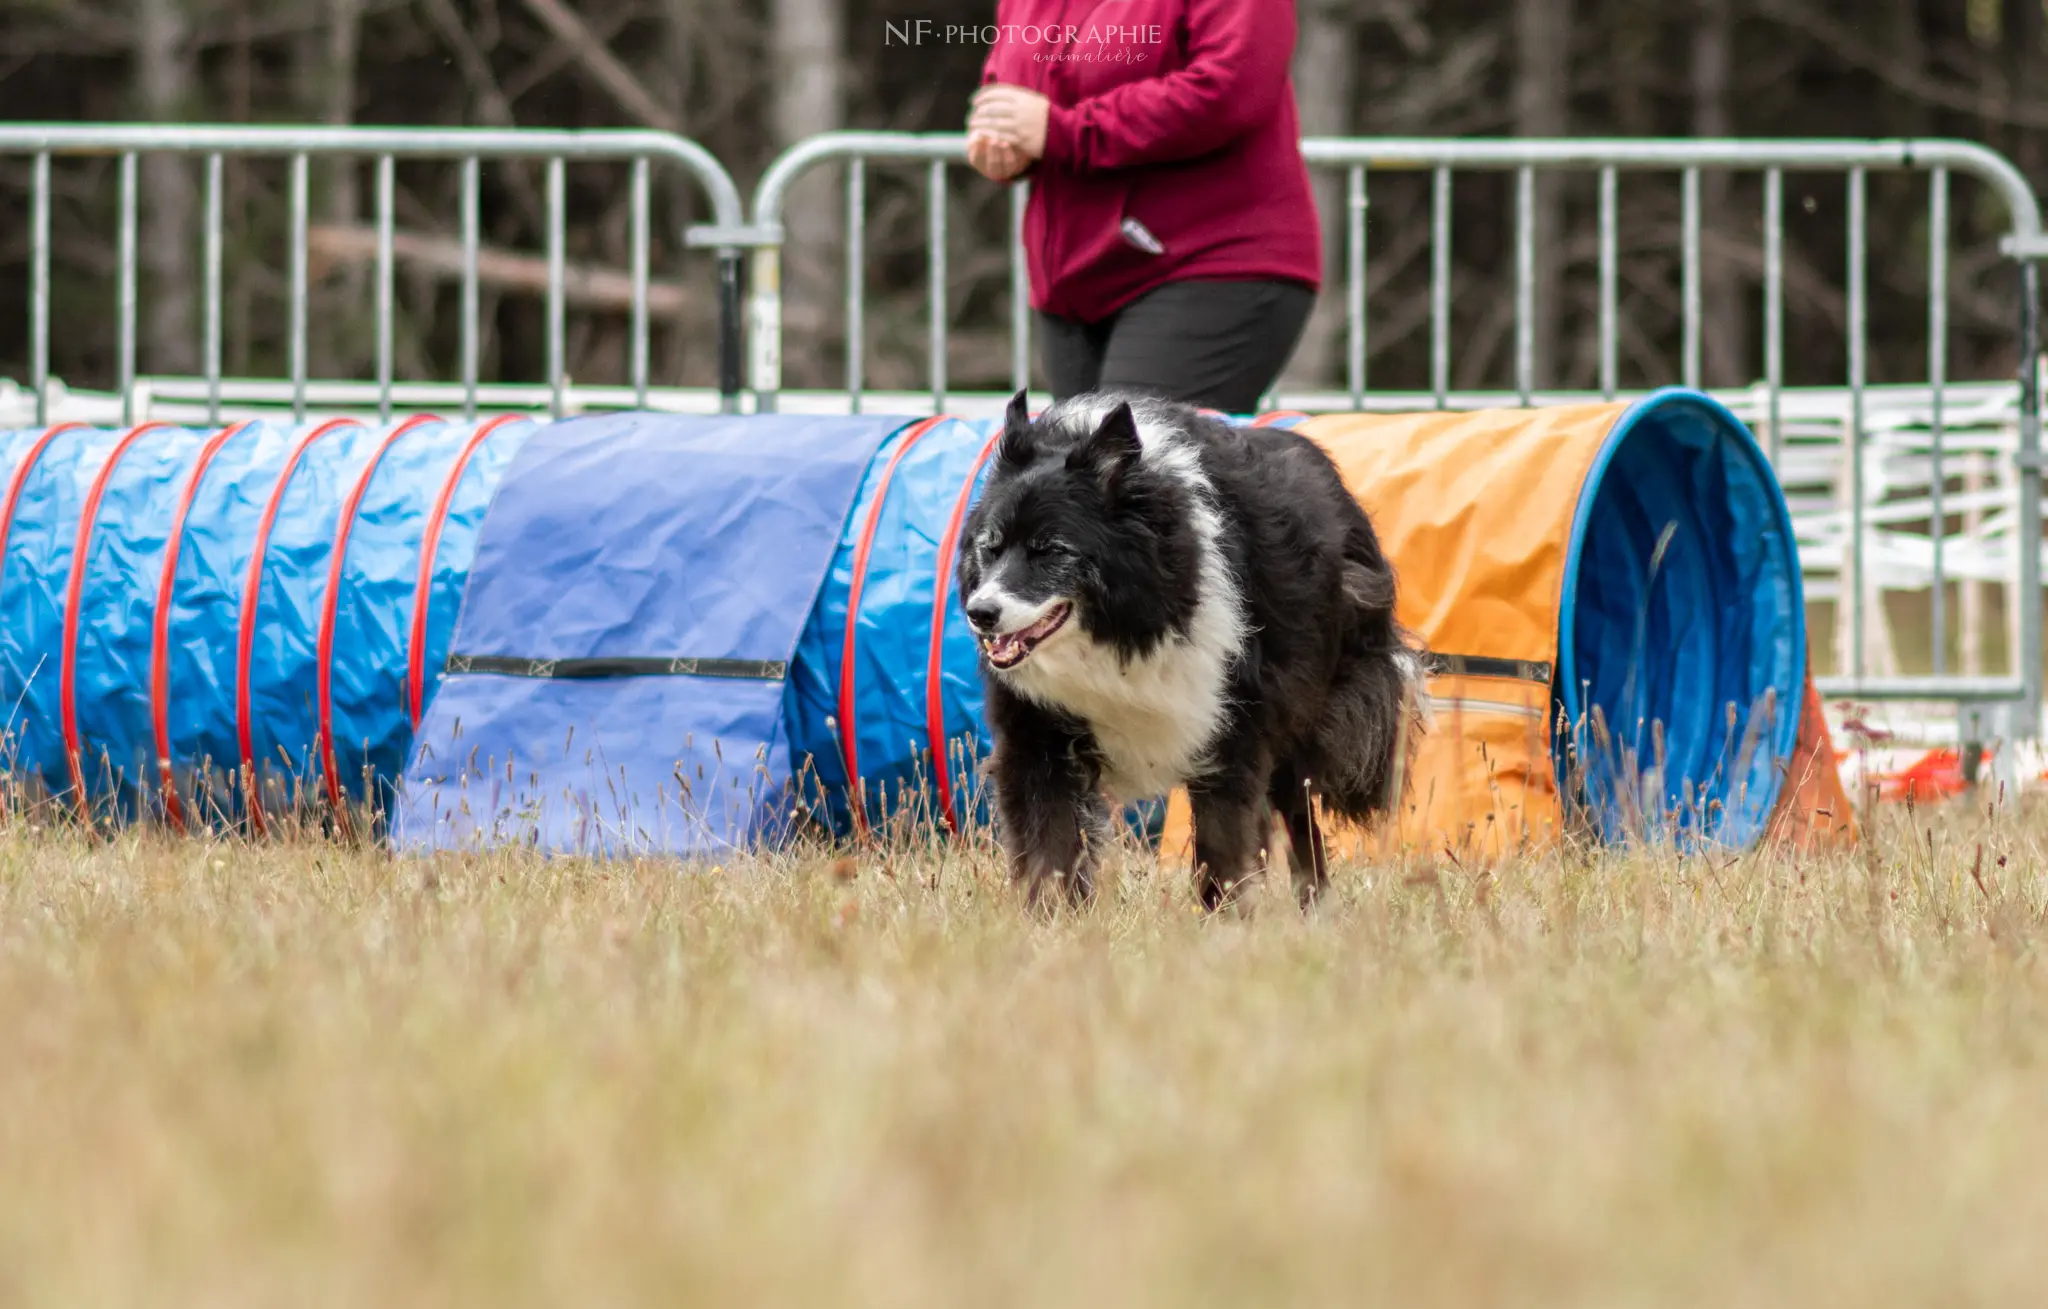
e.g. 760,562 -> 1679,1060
1764,673 -> 1858,850
1868,747 -> 1983,805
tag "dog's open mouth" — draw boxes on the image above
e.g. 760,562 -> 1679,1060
983,602 -> 1071,670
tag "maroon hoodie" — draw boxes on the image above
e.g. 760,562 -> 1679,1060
979,0 -> 1322,323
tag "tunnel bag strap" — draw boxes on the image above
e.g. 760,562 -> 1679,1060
446,653 -> 788,681
1423,652 -> 1554,684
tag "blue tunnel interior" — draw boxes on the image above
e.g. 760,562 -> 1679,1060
1557,389 -> 1806,848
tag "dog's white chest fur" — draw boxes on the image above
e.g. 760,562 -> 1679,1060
1005,589 -> 1241,799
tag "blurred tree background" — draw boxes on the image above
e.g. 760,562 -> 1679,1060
3,0 -> 2048,399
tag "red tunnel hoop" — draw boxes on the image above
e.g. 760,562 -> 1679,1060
1251,410 -> 1309,427
236,417 -> 364,835
408,414 -> 526,731
837,415 -> 951,836
61,421 -> 178,820
151,420 -> 256,833
925,429 -> 1003,832
316,414 -> 445,818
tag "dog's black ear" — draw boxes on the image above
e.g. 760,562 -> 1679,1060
996,389 -> 1036,469
1067,401 -> 1143,490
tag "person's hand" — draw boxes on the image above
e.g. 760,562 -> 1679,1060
969,84 -> 1051,161
968,130 -> 1029,182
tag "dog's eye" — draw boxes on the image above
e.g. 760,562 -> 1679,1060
1028,536 -> 1066,558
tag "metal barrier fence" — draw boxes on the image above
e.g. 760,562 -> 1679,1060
6,124 -> 2046,736
749,131 -> 2048,735
5,124 -> 749,423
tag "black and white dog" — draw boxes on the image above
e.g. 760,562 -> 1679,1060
958,390 -> 1421,910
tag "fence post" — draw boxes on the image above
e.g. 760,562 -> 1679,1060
2018,259 -> 2043,739
718,249 -> 745,414
750,244 -> 782,414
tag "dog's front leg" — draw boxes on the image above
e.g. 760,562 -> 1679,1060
987,692 -> 1101,909
1069,788 -> 1115,904
996,756 -> 1100,910
1188,771 -> 1272,912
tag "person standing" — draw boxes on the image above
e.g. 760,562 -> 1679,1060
968,0 -> 1322,414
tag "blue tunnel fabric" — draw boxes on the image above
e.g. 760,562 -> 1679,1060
243,420 -> 388,801
3,425 -> 133,789
786,417 -> 997,834
72,425 -> 216,799
159,421 -> 293,806
395,412 -> 904,856
1558,388 -> 1805,847
326,418 -> 534,797
0,418 -> 533,814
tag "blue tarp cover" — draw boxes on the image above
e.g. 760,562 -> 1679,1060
397,411 -> 904,855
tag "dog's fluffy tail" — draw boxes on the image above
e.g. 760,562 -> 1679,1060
1311,640 -> 1427,827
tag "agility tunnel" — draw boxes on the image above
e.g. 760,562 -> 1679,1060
0,415 -> 535,825
3,389 -> 1844,858
1169,387 -> 1849,857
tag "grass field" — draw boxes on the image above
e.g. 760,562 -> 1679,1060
4,797 -> 2048,1308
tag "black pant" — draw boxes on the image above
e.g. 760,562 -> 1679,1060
1037,278 -> 1315,414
